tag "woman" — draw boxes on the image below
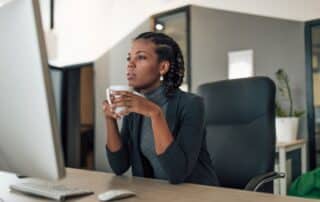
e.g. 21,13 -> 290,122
102,32 -> 219,186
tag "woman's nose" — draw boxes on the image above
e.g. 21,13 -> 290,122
127,60 -> 135,69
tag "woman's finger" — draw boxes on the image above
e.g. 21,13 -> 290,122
102,101 -> 119,120
109,95 -> 116,103
112,91 -> 132,97
102,100 -> 109,105
112,100 -> 132,108
112,97 -> 131,104
112,114 -> 119,119
102,101 -> 110,111
118,108 -> 130,117
115,111 -> 124,119
125,105 -> 137,114
109,104 -> 115,112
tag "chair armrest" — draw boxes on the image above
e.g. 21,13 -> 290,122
244,171 -> 285,191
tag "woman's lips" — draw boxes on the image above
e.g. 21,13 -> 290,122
127,73 -> 136,80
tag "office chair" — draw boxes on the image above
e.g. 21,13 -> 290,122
197,77 -> 284,192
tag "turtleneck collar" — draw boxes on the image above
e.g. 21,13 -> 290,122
143,84 -> 167,106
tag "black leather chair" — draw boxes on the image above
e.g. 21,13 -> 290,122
197,77 -> 284,192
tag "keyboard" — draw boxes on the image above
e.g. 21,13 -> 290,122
10,181 -> 93,201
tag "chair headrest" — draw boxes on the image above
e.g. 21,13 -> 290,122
197,77 -> 275,125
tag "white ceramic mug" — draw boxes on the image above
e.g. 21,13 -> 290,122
106,85 -> 133,114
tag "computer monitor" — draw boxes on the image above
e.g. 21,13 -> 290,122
0,0 -> 65,180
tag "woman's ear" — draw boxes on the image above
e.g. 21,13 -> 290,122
159,61 -> 170,76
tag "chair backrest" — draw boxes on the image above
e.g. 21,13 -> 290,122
197,77 -> 276,189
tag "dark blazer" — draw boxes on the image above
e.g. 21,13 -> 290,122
106,89 -> 220,186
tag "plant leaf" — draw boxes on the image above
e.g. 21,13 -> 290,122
293,110 -> 305,117
275,101 -> 288,117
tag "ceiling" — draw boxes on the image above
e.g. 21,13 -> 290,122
157,0 -> 320,22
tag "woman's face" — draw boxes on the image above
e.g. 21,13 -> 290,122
127,39 -> 162,92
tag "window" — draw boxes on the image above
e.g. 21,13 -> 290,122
228,49 -> 254,79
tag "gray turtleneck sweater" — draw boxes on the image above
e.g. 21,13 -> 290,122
140,85 -> 168,180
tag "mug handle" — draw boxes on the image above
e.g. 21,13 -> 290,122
106,88 -> 112,104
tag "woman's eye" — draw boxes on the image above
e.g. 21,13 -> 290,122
126,56 -> 131,62
137,55 -> 146,60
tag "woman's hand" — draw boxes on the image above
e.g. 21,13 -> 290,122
102,95 -> 121,120
111,91 -> 161,118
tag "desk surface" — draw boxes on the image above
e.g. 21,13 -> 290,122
276,139 -> 306,148
0,168 -> 317,202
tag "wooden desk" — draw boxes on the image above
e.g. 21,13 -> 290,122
0,168 -> 317,202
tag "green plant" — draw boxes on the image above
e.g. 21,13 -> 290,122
275,69 -> 304,117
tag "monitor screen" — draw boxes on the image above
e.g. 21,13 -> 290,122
0,0 -> 65,180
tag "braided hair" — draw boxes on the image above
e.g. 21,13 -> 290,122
134,32 -> 185,97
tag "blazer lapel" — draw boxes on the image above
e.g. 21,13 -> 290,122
132,113 -> 143,146
131,113 -> 144,176
165,91 -> 180,135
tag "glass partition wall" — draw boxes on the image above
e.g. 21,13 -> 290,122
151,6 -> 191,92
306,20 -> 320,169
